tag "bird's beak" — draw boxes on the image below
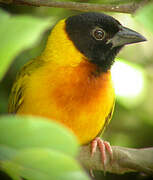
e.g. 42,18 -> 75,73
107,26 -> 147,48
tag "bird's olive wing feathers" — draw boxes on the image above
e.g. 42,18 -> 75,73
98,102 -> 115,137
8,77 -> 24,113
8,59 -> 44,113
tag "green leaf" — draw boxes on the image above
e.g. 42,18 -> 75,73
135,3 -> 153,34
0,146 -> 21,180
1,148 -> 89,180
0,145 -> 18,161
1,161 -> 22,180
0,8 -> 52,81
0,115 -> 78,156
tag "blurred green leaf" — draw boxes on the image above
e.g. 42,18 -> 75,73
1,161 -> 21,180
0,146 -> 20,180
0,145 -> 18,161
0,8 -> 52,81
0,115 -> 78,156
0,117 -> 83,180
135,3 -> 153,34
1,148 -> 89,180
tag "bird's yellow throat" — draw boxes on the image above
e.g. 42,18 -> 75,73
41,19 -> 85,66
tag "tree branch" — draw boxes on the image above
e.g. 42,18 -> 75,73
0,0 -> 150,14
78,145 -> 153,175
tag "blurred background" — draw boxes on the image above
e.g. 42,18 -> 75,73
0,2 -> 153,180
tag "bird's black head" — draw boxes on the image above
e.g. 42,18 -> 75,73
65,12 -> 146,72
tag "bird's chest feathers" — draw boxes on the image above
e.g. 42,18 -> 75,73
50,61 -> 114,115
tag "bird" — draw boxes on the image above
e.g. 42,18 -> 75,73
8,12 -> 146,169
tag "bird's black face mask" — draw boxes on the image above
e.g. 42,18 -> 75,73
65,12 -> 146,72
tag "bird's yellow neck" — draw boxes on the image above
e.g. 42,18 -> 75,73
41,19 -> 85,67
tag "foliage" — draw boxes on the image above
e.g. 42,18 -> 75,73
136,3 -> 153,34
0,116 -> 89,180
0,1 -> 153,180
0,9 -> 52,81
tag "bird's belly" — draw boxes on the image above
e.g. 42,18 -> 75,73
18,93 -> 114,145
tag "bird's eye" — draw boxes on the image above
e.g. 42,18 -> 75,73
92,28 -> 105,40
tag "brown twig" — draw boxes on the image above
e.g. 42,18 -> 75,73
0,0 -> 150,14
78,145 -> 153,175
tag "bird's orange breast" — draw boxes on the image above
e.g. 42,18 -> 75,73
52,61 -> 113,116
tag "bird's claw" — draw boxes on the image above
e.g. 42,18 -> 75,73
91,137 -> 113,173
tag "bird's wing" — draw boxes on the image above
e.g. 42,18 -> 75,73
8,75 -> 25,113
8,58 -> 44,113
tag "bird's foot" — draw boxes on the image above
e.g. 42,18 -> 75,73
91,137 -> 113,173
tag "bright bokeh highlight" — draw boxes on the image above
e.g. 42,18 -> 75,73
111,59 -> 145,107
